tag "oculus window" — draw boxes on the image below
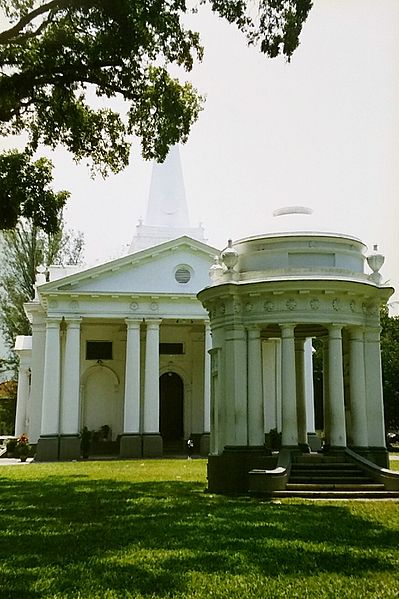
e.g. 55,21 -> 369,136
86,341 -> 113,360
174,265 -> 191,284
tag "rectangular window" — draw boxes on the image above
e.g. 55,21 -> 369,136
86,341 -> 113,360
159,343 -> 184,355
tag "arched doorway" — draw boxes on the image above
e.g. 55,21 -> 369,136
159,372 -> 184,451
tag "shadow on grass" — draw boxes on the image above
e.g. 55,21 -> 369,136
0,474 -> 398,597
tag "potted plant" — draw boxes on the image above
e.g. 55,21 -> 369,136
15,434 -> 31,462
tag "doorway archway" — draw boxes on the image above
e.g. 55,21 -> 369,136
159,372 -> 184,450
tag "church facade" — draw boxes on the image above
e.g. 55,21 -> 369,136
14,147 -> 217,460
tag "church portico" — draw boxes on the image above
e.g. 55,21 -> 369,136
30,293 -> 214,461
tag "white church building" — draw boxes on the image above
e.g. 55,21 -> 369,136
13,147 -> 397,496
14,147 -> 217,461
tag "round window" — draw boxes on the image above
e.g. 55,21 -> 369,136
175,266 -> 191,284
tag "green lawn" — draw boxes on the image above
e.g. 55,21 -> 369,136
0,459 -> 398,599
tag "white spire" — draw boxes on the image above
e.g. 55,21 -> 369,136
145,145 -> 190,228
129,145 -> 206,253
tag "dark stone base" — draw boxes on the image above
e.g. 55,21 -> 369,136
59,435 -> 81,461
36,436 -> 59,461
142,434 -> 163,457
350,446 -> 389,468
120,434 -> 142,458
208,446 -> 276,494
200,433 -> 210,456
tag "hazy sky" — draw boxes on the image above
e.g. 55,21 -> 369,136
2,1 -> 399,302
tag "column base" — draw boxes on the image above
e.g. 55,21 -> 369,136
36,436 -> 59,461
120,434 -> 142,458
200,433 -> 210,456
59,435 -> 81,461
208,446 -> 275,494
307,433 -> 322,452
142,434 -> 163,457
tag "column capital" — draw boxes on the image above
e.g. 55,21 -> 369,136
125,318 -> 142,330
347,325 -> 364,341
279,323 -> 296,338
65,317 -> 82,328
45,317 -> 61,328
364,326 -> 381,341
145,318 -> 162,329
327,324 -> 344,338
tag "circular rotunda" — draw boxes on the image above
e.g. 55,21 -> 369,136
198,231 -> 394,494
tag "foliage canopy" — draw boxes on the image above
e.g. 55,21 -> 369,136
0,149 -> 69,232
0,0 -> 313,175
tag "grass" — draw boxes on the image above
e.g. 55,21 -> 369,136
0,459 -> 398,599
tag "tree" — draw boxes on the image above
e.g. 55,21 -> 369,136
0,149 -> 69,233
380,307 -> 399,432
0,0 -> 313,176
0,218 -> 85,372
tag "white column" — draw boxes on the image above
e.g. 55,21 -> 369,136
348,326 -> 368,447
143,319 -> 161,433
61,318 -> 81,435
41,318 -> 61,435
295,337 -> 308,446
322,336 -> 330,445
304,338 -> 316,434
364,327 -> 386,447
203,322 -> 212,434
247,326 -> 264,446
15,360 -> 30,436
224,325 -> 247,445
124,319 -> 141,434
328,325 -> 346,448
280,324 -> 298,447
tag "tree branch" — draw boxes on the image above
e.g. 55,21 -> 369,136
0,0 -> 69,44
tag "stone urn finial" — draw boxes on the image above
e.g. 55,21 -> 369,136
221,239 -> 238,272
209,255 -> 224,283
367,244 -> 385,284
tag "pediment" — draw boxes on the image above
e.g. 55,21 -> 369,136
39,236 -> 218,297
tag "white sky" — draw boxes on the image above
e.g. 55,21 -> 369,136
1,0 -> 399,302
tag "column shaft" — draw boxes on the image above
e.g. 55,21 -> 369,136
15,363 -> 30,436
328,325 -> 346,448
364,327 -> 386,447
280,324 -> 298,447
124,320 -> 141,433
348,327 -> 368,447
61,319 -> 81,435
295,338 -> 308,446
224,326 -> 247,446
143,319 -> 161,433
247,327 -> 264,446
41,319 -> 61,435
203,322 -> 212,434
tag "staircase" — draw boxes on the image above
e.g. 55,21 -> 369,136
272,454 -> 399,499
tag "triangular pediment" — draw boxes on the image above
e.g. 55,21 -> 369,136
39,236 -> 218,297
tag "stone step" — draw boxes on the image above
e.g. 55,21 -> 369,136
272,489 -> 399,499
291,468 -> 367,476
290,478 -> 373,486
286,483 -> 385,491
292,463 -> 358,471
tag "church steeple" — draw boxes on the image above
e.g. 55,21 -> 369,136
145,145 -> 190,228
129,145 -> 206,252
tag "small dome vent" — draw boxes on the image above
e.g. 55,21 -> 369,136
175,266 -> 191,284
